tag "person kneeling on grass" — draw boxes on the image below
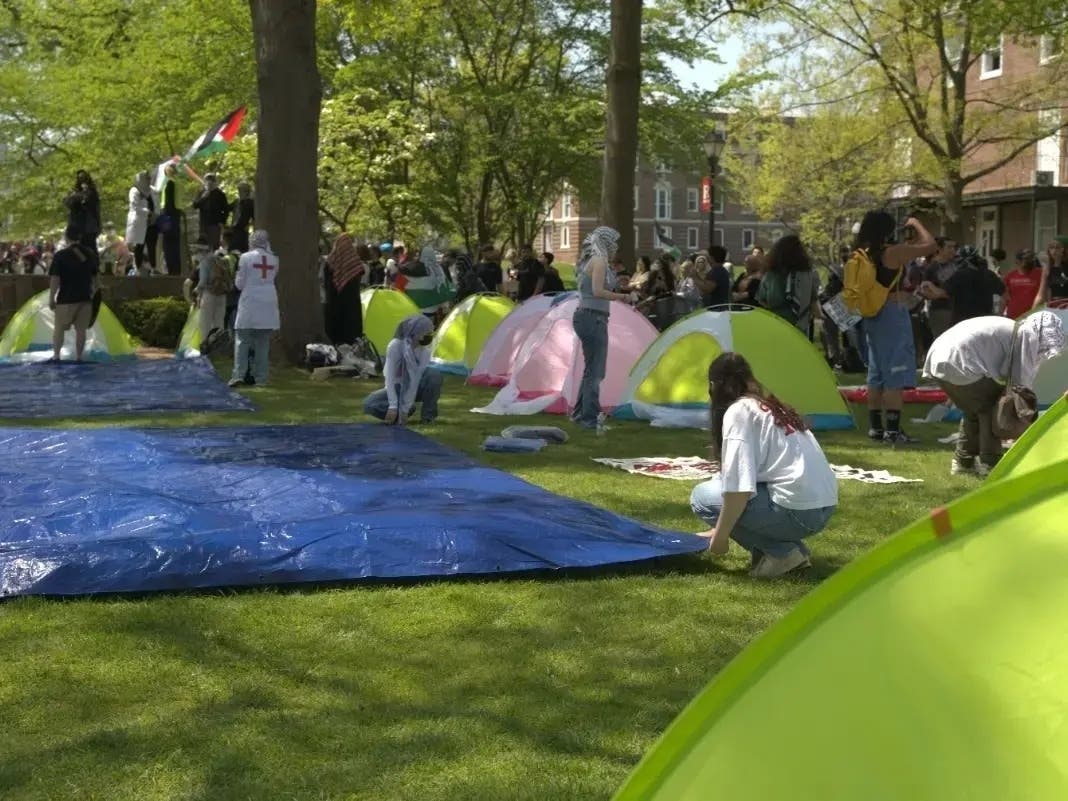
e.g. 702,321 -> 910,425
691,352 -> 838,579
363,314 -> 443,425
923,311 -> 1064,477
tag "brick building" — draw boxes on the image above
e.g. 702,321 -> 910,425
907,36 -> 1067,256
541,156 -> 788,266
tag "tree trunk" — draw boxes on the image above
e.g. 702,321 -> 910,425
942,173 -> 965,242
601,0 -> 642,267
249,0 -> 323,361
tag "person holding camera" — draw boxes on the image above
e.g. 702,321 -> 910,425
923,311 -> 1063,477
921,245 -> 1004,327
64,171 -> 101,249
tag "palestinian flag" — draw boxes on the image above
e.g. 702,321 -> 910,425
183,106 -> 246,163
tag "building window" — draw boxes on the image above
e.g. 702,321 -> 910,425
713,229 -> 724,247
980,38 -> 1003,79
654,226 -> 672,250
742,229 -> 755,251
562,192 -> 573,219
633,185 -> 639,212
543,201 -> 554,221
1035,200 -> 1058,250
634,225 -> 640,251
1040,33 -> 1062,64
687,227 -> 699,250
561,225 -> 570,249
1037,109 -> 1062,186
713,191 -> 724,215
542,225 -> 553,254
654,184 -> 672,220
687,188 -> 699,213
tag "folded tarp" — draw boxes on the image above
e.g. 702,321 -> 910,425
0,424 -> 705,596
0,357 -> 254,418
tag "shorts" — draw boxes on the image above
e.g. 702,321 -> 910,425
54,302 -> 92,333
864,301 -> 915,391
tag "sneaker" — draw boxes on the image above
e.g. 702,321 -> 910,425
867,428 -> 885,441
974,460 -> 992,478
750,549 -> 811,579
227,378 -> 242,388
950,457 -> 976,475
883,430 -> 919,446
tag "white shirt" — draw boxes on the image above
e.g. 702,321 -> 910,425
923,316 -> 1014,386
235,248 -> 280,330
720,397 -> 838,510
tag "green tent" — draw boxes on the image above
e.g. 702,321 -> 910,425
361,287 -> 421,355
0,290 -> 136,362
614,308 -> 854,430
429,293 -> 514,375
615,459 -> 1068,801
988,397 -> 1067,481
175,304 -> 201,358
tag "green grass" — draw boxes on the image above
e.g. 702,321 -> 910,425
0,363 -> 974,801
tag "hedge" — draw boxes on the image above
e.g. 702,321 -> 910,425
115,296 -> 189,349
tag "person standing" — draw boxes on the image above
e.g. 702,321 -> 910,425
64,171 -> 101,249
158,163 -> 183,275
923,312 -> 1064,476
515,243 -> 545,301
541,251 -> 565,293
125,171 -> 153,274
756,234 -> 820,335
1002,249 -> 1045,319
475,245 -> 503,294
194,238 -> 233,350
1036,237 -> 1068,307
690,352 -> 838,578
936,245 -> 1005,325
229,230 -> 280,387
367,246 -> 386,285
571,226 -> 636,430
844,211 -> 936,444
362,314 -> 443,425
694,245 -> 731,307
322,233 -> 366,345
229,181 -> 255,252
48,224 -> 99,362
919,237 -> 959,338
192,173 -> 229,249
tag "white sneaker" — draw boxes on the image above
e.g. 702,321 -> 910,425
749,549 -> 811,579
950,458 -> 975,475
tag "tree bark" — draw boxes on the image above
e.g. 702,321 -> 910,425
249,0 -> 323,361
942,174 -> 966,242
601,0 -> 642,267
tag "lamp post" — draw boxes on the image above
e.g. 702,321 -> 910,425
703,129 -> 726,252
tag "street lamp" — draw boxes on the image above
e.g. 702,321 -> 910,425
703,129 -> 727,252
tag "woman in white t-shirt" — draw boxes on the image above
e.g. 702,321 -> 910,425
692,352 -> 839,578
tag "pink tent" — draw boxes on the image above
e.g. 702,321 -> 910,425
468,294 -> 559,387
473,296 -> 658,416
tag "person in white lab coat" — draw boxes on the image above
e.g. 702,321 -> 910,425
125,171 -> 153,274
229,229 -> 280,387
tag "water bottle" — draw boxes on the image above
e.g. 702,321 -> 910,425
596,412 -> 607,436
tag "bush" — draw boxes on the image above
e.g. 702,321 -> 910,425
115,297 -> 189,348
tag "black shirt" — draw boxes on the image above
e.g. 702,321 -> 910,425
476,260 -> 503,292
542,267 -> 565,293
702,264 -> 731,307
50,244 -> 98,304
367,260 -> 386,286
231,197 -> 254,229
944,266 -> 1005,324
1049,265 -> 1068,299
923,259 -> 957,311
516,257 -> 545,300
194,187 -> 230,227
732,272 -> 762,305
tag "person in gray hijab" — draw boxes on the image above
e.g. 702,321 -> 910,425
362,314 -> 444,425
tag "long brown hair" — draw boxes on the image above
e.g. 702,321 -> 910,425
708,352 -> 810,458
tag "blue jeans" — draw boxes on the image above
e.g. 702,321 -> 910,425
363,369 -> 443,423
572,307 -> 609,426
865,302 -> 914,391
232,329 -> 271,384
690,477 -> 836,559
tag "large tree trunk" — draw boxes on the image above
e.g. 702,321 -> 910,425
601,0 -> 642,267
249,0 -> 322,361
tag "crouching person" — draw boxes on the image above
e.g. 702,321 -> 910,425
691,352 -> 838,578
363,314 -> 443,425
923,311 -> 1064,477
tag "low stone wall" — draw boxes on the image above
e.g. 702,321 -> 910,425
0,275 -> 185,331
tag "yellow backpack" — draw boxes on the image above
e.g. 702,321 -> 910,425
842,248 -> 902,317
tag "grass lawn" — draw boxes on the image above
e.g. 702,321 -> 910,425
0,362 -> 975,801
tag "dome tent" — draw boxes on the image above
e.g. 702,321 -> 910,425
361,287 -> 421,355
614,459 -> 1068,801
473,295 -> 657,416
468,293 -> 563,387
614,308 -> 854,431
0,290 -> 136,362
430,293 -> 515,375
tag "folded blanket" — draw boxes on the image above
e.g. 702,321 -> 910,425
483,436 -> 548,453
501,425 -> 569,443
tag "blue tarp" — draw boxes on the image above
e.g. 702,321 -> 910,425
0,357 -> 254,418
0,425 -> 705,596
